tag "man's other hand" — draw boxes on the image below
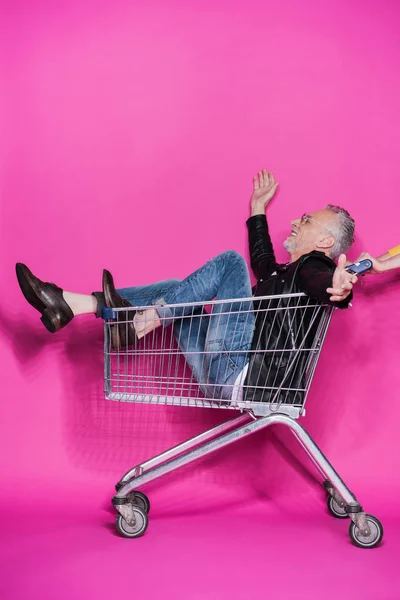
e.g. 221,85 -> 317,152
326,254 -> 358,302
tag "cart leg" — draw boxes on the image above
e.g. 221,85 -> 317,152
280,416 -> 357,505
278,415 -> 371,536
115,412 -> 252,490
113,412 -> 276,499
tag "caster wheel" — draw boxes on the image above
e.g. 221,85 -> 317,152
349,514 -> 383,549
327,495 -> 348,519
127,491 -> 151,514
116,506 -> 148,538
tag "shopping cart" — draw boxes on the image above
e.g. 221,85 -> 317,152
102,292 -> 383,548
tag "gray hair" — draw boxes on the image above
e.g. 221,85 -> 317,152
325,204 -> 355,260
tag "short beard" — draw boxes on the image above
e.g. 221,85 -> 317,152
283,238 -> 297,253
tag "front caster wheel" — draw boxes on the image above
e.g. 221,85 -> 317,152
116,506 -> 148,538
349,514 -> 383,549
327,495 -> 348,519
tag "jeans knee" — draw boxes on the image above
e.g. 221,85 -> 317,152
159,278 -> 182,288
221,250 -> 246,267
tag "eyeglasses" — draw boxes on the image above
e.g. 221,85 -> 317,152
300,214 -> 335,236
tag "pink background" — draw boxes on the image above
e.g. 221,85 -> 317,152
1,1 -> 400,598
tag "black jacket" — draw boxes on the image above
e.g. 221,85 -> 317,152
243,215 -> 351,405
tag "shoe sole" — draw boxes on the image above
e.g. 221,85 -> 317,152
103,269 -> 124,349
102,269 -> 137,350
16,263 -> 46,314
40,309 -> 59,333
102,269 -> 114,308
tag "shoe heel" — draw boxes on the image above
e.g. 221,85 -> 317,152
40,308 -> 59,333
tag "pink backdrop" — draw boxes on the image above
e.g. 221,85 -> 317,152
1,1 -> 399,598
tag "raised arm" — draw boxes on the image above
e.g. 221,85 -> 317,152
247,169 -> 280,280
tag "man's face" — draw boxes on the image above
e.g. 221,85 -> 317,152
283,209 -> 336,256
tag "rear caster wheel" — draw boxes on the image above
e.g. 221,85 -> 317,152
327,495 -> 348,519
114,483 -> 150,514
127,491 -> 151,514
116,506 -> 148,538
349,514 -> 383,549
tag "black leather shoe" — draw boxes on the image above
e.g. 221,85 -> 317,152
15,263 -> 74,333
102,269 -> 137,349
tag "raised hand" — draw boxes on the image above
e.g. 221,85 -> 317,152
326,254 -> 358,302
250,169 -> 279,216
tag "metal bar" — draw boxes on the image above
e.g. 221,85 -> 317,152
279,414 -> 357,504
104,293 -> 314,316
104,324 -> 111,395
117,412 -> 252,484
302,307 -> 334,409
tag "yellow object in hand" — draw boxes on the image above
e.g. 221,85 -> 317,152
388,244 -> 400,257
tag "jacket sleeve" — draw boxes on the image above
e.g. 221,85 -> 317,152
296,256 -> 352,308
246,214 -> 280,280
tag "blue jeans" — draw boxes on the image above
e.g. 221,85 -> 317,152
117,251 -> 255,399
